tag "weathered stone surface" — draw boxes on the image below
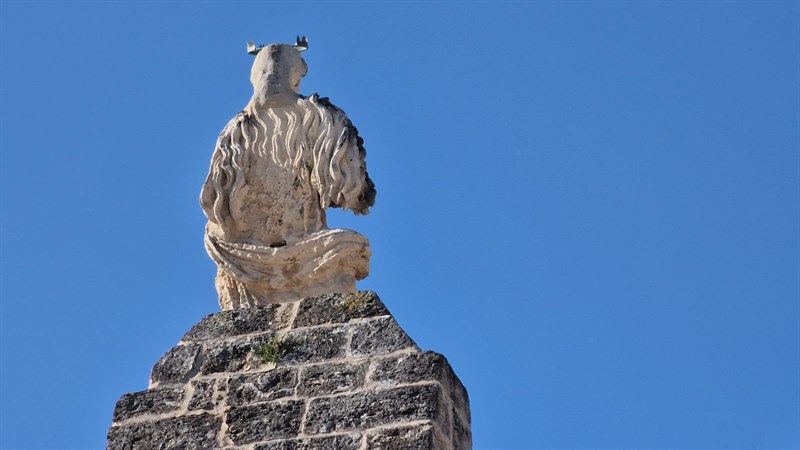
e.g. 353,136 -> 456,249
112,386 -> 185,422
226,400 -> 305,445
304,384 -> 441,434
107,290 -> 471,449
366,424 -> 436,449
150,343 -> 202,385
228,368 -> 297,405
372,351 -> 470,428
449,376 -> 472,426
297,361 -> 367,397
350,317 -> 416,356
371,351 -> 445,386
452,409 -> 473,450
107,413 -> 220,450
254,434 -> 361,450
293,291 -> 389,327
188,379 -> 216,411
201,334 -> 271,374
182,304 -> 291,341
281,326 -> 348,365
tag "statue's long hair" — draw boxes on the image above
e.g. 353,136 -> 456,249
201,94 -> 374,232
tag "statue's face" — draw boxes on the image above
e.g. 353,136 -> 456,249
251,44 -> 307,96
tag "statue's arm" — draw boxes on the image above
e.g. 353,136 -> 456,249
313,95 -> 376,215
346,125 -> 376,215
200,115 -> 242,227
200,166 -> 217,220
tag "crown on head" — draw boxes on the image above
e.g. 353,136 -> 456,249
247,36 -> 309,56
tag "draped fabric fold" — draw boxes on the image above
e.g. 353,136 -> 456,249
205,228 -> 370,309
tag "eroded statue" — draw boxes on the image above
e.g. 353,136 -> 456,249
201,38 -> 376,309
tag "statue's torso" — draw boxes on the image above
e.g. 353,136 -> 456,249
222,102 -> 330,246
229,157 -> 325,247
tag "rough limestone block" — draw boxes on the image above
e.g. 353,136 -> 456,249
281,325 -> 348,365
371,351 -> 446,385
304,384 -> 443,434
292,291 -> 389,327
225,400 -> 305,445
182,304 -> 291,341
450,378 -> 472,428
372,350 -> 471,423
366,424 -> 438,449
297,361 -> 367,397
452,411 -> 473,450
201,334 -> 272,375
227,368 -> 297,405
253,434 -> 362,450
350,316 -> 416,356
188,379 -> 216,411
107,413 -> 220,450
150,343 -> 202,385
113,386 -> 185,422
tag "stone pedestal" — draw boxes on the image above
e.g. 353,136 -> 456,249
106,292 -> 471,449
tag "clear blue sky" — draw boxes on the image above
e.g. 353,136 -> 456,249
1,1 -> 798,449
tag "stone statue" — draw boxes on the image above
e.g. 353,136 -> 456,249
200,38 -> 376,309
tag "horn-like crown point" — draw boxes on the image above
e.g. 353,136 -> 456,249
295,35 -> 309,52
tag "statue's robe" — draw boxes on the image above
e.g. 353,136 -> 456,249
201,94 -> 375,308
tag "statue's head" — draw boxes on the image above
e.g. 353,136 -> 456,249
250,44 -> 308,104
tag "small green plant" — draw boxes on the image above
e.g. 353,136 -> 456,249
251,335 -> 304,363
345,294 -> 368,311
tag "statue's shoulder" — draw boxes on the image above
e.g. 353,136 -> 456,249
216,110 -> 252,137
304,93 -> 347,116
301,94 -> 365,151
303,93 -> 360,134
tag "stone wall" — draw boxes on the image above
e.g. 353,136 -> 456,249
107,292 -> 471,449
